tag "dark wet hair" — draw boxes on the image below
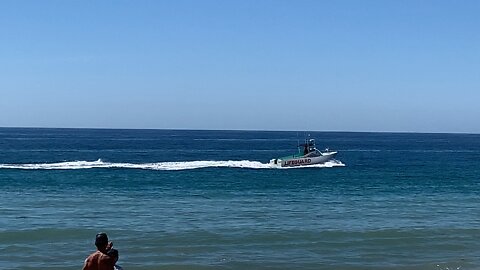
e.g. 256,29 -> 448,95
95,232 -> 108,248
107,248 -> 119,259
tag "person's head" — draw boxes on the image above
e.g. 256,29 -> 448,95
107,248 -> 119,263
95,232 -> 109,251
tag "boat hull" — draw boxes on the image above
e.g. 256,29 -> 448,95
271,152 -> 337,167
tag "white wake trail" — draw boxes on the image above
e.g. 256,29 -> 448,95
0,159 -> 345,171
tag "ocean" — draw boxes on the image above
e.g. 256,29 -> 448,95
0,128 -> 479,270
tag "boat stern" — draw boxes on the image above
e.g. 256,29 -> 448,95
270,158 -> 281,166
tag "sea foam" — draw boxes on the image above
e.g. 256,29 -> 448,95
0,159 -> 345,170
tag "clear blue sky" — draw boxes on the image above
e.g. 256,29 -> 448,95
1,1 -> 479,133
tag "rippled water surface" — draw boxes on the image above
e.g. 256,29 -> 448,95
1,128 -> 479,270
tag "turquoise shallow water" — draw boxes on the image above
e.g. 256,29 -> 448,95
0,128 -> 479,270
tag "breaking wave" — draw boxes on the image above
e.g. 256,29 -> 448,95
0,159 -> 345,171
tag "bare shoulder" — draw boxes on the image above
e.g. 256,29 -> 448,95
82,251 -> 103,270
99,252 -> 112,262
87,251 -> 102,260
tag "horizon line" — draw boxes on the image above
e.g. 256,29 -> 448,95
0,125 -> 478,136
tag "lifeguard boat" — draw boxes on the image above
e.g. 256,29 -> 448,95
270,138 -> 337,167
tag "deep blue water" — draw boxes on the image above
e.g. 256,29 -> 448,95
0,128 -> 479,270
